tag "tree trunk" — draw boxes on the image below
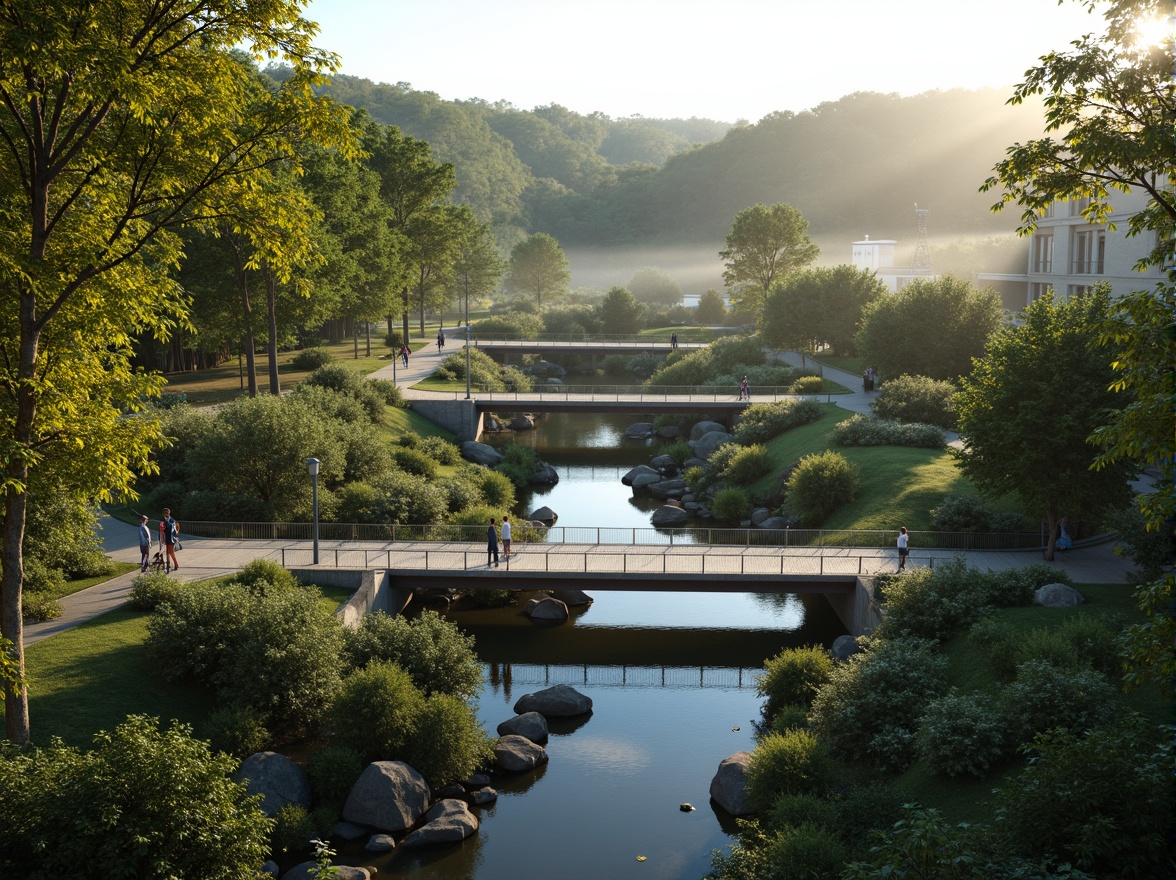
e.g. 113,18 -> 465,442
227,236 -> 259,397
365,322 -> 372,357
353,322 -> 359,359
401,288 -> 410,347
264,263 -> 280,396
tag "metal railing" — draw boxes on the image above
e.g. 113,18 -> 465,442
486,662 -> 758,690
469,333 -> 731,345
182,520 -> 1047,551
448,384 -> 801,401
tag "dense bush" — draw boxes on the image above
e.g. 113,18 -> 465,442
21,592 -> 62,622
915,689 -> 1006,777
646,334 -> 765,386
870,374 -> 958,428
22,556 -> 66,596
1106,503 -> 1172,583
293,384 -> 368,425
0,715 -> 270,879
709,442 -> 773,486
703,363 -> 814,392
303,364 -> 386,421
710,486 -> 752,521
759,823 -> 848,880
732,399 -> 823,444
829,784 -> 905,857
992,716 -> 1175,880
809,637 -> 948,771
232,558 -> 300,594
746,729 -> 834,808
418,436 -> 462,465
765,704 -> 811,735
1000,660 -> 1118,744
788,375 -> 824,395
472,467 -> 516,509
756,646 -> 834,718
271,803 -> 315,855
330,661 -> 424,762
366,377 -> 405,408
970,609 -> 1122,684
402,693 -> 494,789
306,744 -> 364,809
766,793 -> 836,835
129,571 -> 184,610
202,706 -> 271,759
391,446 -> 439,479
291,347 -> 334,370
785,451 -> 861,526
833,414 -> 945,448
471,312 -> 543,340
359,470 -> 449,525
146,582 -> 345,730
660,439 -> 693,465
343,610 -> 483,700
929,495 -> 1025,533
495,442 -> 543,488
875,558 -> 992,642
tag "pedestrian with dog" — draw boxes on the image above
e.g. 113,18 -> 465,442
160,508 -> 180,573
138,515 -> 152,572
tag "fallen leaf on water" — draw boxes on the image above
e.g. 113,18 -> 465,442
731,726 -> 740,731
636,855 -> 647,862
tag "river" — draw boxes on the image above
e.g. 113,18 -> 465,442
346,411 -> 848,880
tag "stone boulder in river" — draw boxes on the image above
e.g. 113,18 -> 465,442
649,454 -> 678,472
342,761 -> 430,832
400,799 -> 479,847
625,421 -> 654,439
513,683 -> 593,717
631,471 -> 663,490
528,463 -> 560,485
461,441 -> 504,466
656,424 -> 682,439
651,505 -> 689,527
710,752 -> 755,816
510,413 -> 535,431
692,430 -> 732,460
832,635 -> 861,661
550,588 -> 593,606
494,735 -> 549,772
690,420 -> 726,440
622,464 -> 659,486
527,506 -> 558,525
527,596 -> 569,622
649,478 -> 686,499
283,865 -> 371,880
497,711 -> 549,744
235,752 -> 311,817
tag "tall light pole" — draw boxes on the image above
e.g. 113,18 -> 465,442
307,457 -> 320,564
464,284 -> 472,400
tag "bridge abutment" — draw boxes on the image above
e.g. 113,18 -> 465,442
408,398 -> 483,441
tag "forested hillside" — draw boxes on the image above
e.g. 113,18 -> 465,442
307,72 -> 1046,249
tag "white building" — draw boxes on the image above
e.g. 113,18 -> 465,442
850,235 -> 931,291
977,189 -> 1166,307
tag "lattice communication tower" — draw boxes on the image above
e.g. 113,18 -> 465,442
913,205 -> 932,275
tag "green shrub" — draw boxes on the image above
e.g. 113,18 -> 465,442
830,784 -> 905,857
710,486 -> 752,522
785,451 -> 861,526
306,745 -> 364,809
495,442 -> 542,488
703,363 -> 812,392
343,610 -> 483,699
203,706 -> 270,758
391,446 -> 439,479
1000,660 -> 1119,745
746,729 -> 834,808
757,646 -> 834,718
1059,612 -> 1125,678
128,571 -> 182,610
646,334 -> 765,386
21,592 -> 62,622
833,414 -> 945,448
711,443 -> 773,485
661,439 -> 693,465
291,348 -> 334,371
875,558 -> 992,642
915,689 -> 1006,777
474,468 -> 516,509
760,823 -> 848,880
765,704 -> 811,735
870,374 -> 958,429
788,375 -> 824,395
929,495 -> 1025,532
22,556 -> 66,595
809,637 -> 948,772
461,587 -> 514,609
330,661 -> 424,762
271,803 -> 315,855
402,693 -> 494,789
975,562 -> 1062,607
766,793 -> 836,835
233,558 -> 300,594
472,312 -> 543,340
732,399 -> 822,444
419,436 -> 461,465
366,377 -> 405,408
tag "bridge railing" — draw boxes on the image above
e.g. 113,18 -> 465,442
470,332 -> 726,344
181,520 -> 1046,551
430,384 -> 803,400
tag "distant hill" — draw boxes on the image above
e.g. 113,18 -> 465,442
307,72 -> 1044,251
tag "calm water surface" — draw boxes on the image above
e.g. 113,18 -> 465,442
345,412 -> 846,880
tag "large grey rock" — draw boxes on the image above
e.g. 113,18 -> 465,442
710,752 -> 754,816
262,861 -> 280,878
528,463 -> 560,485
332,821 -> 369,841
400,799 -> 479,848
691,420 -> 726,440
530,359 -> 566,377
496,711 -> 549,744
649,478 -> 687,499
527,506 -> 558,525
527,596 -> 569,622
631,471 -> 664,489
342,761 -> 430,832
750,508 -> 773,527
283,864 -> 370,880
625,422 -> 654,439
622,464 -> 660,486
365,834 -> 396,853
656,424 -> 683,439
550,588 -> 593,606
235,752 -> 311,818
760,517 -> 794,531
684,457 -> 707,469
510,413 -> 535,431
693,431 -> 733,460
472,786 -> 498,805
1034,582 -> 1085,607
832,635 -> 861,661
461,441 -> 504,466
649,454 -> 678,472
651,505 -> 690,527
494,734 -> 549,772
514,683 -> 593,717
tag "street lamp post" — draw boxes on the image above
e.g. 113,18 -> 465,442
307,457 -> 320,564
464,287 -> 472,400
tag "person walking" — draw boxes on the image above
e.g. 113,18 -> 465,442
897,526 -> 909,571
487,518 -> 500,568
437,331 -> 444,351
401,344 -> 410,368
138,514 -> 152,572
739,375 -> 749,401
160,508 -> 180,573
501,515 -> 512,557
670,332 -> 678,350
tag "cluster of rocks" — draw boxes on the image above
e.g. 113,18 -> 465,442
527,359 -> 567,385
523,588 -> 593,623
622,420 -> 735,527
241,685 -> 594,878
460,440 -> 559,486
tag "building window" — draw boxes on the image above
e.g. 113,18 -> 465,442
1031,233 -> 1053,273
1029,282 -> 1052,303
1072,229 -> 1105,274
1067,284 -> 1092,298
1069,196 -> 1091,217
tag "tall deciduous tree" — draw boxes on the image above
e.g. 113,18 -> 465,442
695,289 -> 728,325
598,286 -> 646,335
720,203 -> 819,326
0,0 -> 347,744
405,205 -> 476,335
450,222 -> 507,324
762,265 -> 888,355
628,266 -> 682,306
855,276 -> 1003,381
954,289 -> 1132,560
504,233 -> 571,308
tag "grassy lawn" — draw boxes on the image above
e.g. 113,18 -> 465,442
26,578 -> 357,748
890,582 -> 1169,822
812,354 -> 867,376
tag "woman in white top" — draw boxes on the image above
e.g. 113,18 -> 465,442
897,526 -> 909,571
501,516 -> 512,557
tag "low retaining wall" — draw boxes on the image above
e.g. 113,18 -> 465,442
408,399 -> 483,441
291,568 -> 413,627
825,577 -> 880,637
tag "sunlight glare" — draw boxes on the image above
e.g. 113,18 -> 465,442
1132,14 -> 1175,48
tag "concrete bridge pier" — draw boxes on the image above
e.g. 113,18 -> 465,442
408,398 -> 483,441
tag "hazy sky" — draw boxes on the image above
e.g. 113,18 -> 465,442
302,0 -> 1106,121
